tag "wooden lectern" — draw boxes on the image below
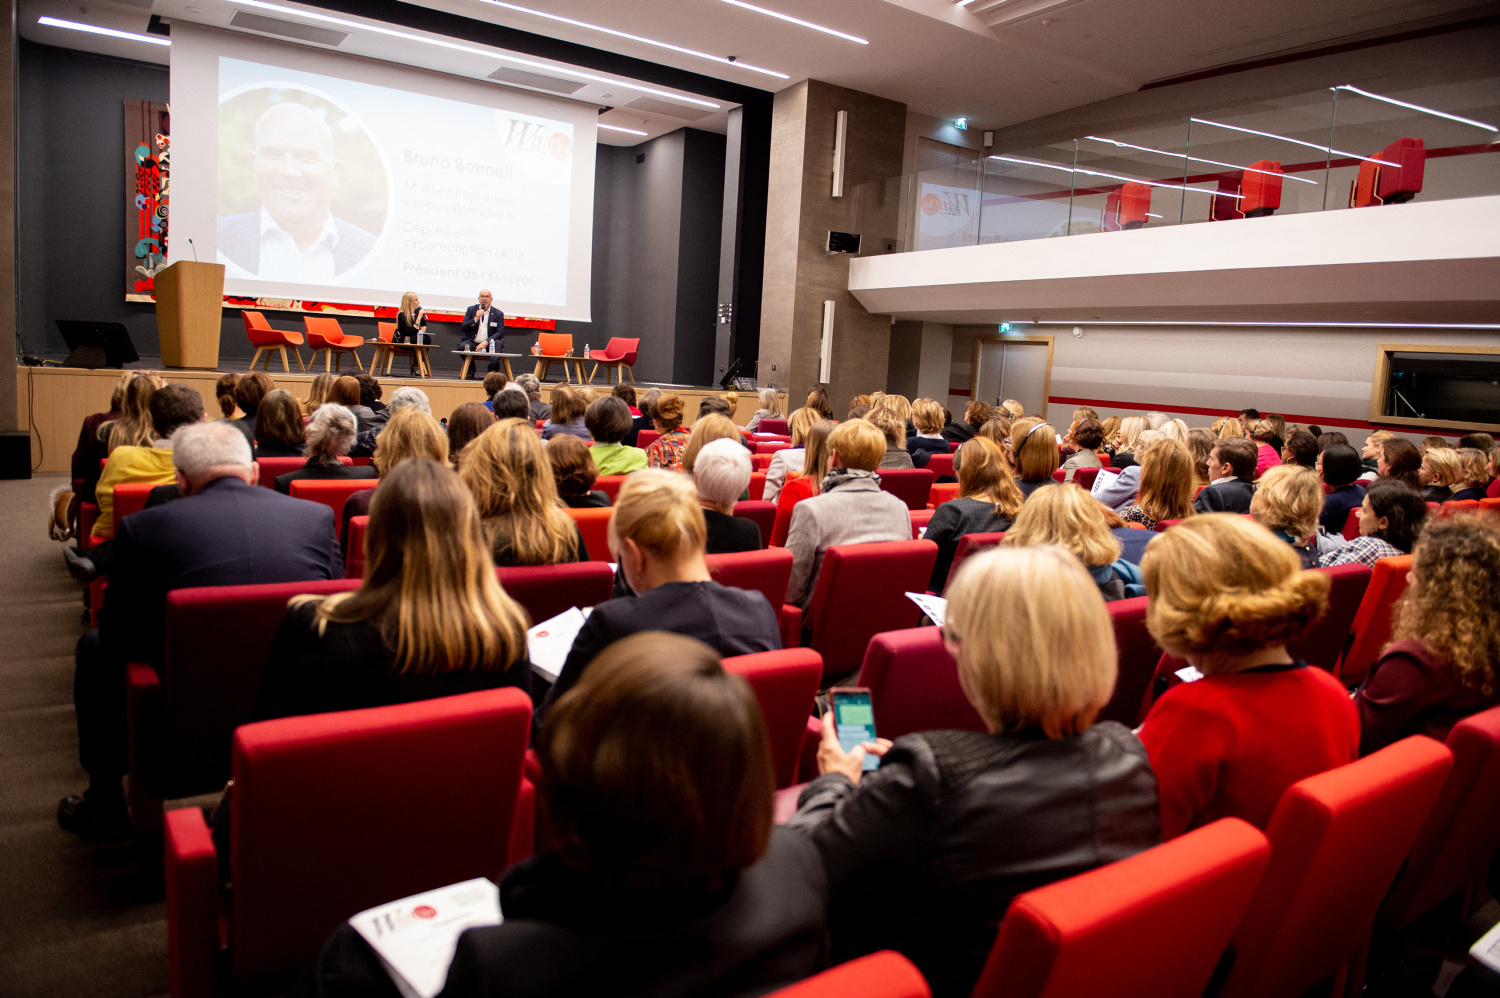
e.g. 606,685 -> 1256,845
154,261 -> 225,369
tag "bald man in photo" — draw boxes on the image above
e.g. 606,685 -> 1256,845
217,101 -> 379,281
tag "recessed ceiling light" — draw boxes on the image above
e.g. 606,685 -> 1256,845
599,123 -> 648,136
226,0 -> 722,108
476,0 -> 788,79
716,0 -> 868,44
38,16 -> 171,45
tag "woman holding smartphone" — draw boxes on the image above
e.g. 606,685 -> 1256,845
788,544 -> 1160,998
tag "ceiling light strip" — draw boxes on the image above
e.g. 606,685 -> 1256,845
1190,118 -> 1397,166
476,0 -> 787,79
38,16 -> 171,45
228,0 -> 722,108
1334,84 -> 1498,133
988,154 -> 1243,198
1025,320 -> 1500,329
716,0 -> 869,44
1084,135 -> 1317,185
598,123 -> 648,136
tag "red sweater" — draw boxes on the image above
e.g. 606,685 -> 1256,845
1138,664 -> 1359,840
769,475 -> 813,548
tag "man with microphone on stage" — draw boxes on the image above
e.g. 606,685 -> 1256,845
458,289 -> 505,380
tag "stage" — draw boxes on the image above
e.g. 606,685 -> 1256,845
16,364 -> 784,474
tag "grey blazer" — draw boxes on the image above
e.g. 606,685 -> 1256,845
785,475 -> 913,608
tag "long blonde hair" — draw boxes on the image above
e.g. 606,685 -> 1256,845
800,420 -> 837,494
757,388 -> 781,416
302,373 -> 337,415
103,373 -> 163,452
1134,439 -> 1197,523
957,437 -> 1024,518
460,419 -> 580,565
313,459 -> 527,673
399,291 -> 420,325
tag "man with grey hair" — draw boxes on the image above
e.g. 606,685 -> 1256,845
350,387 -> 430,457
514,373 -> 551,423
693,438 -> 761,553
60,420 -> 342,839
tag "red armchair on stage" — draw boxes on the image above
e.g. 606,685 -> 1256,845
242,310 -> 305,373
303,316 -> 366,373
587,337 -> 640,385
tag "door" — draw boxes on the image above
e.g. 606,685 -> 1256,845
972,336 -> 1053,420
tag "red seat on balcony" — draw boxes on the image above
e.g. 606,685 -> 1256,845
1240,160 -> 1283,218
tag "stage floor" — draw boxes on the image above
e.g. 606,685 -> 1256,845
16,363 -> 781,474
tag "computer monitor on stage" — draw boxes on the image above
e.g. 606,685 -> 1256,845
56,321 -> 139,370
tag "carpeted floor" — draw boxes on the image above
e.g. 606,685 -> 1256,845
0,473 -> 169,998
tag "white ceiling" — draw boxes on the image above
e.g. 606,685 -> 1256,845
19,0 -> 1496,143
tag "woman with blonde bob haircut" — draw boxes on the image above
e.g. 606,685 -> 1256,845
257,459 -> 531,720
789,544 -> 1160,997
1009,417 -> 1060,497
1137,514 -> 1358,839
1251,464 -> 1334,567
536,470 -> 780,723
1120,439 -> 1197,530
1003,484 -> 1142,601
460,418 -> 585,567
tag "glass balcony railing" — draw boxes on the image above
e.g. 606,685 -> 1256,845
849,77 -> 1500,255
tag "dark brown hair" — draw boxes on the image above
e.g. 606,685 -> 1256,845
549,385 -> 588,426
149,384 -> 205,437
1072,418 -> 1105,451
235,371 -> 275,415
215,373 -> 240,418
586,396 -> 633,444
965,401 -> 992,430
482,371 -> 508,397
612,383 -> 637,407
1282,430 -> 1318,469
1379,437 -> 1423,492
547,433 -> 599,496
446,401 -> 497,465
255,389 -> 307,449
1213,437 -> 1257,481
538,632 -> 774,892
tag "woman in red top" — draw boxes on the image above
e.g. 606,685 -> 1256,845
1356,515 -> 1500,756
769,419 -> 835,547
1137,514 -> 1359,840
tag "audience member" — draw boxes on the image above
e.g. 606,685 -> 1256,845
1355,516 -> 1500,755
611,383 -> 640,415
875,392 -> 913,436
543,385 -> 591,441
491,385 -> 531,421
924,438 -> 1023,591
88,385 -> 205,542
1185,427 -> 1215,487
1155,418 -> 1189,445
1093,430 -> 1160,511
1110,415 -> 1149,469
1060,419 -> 1105,482
584,397 -> 647,475
1261,414 -> 1287,452
1215,417 -> 1245,442
789,544 -> 1159,997
1000,398 -> 1025,419
1419,445 -> 1463,504
1097,502 -> 1153,564
329,376 -> 377,433
628,388 -> 658,447
547,434 -> 609,509
460,420 -> 586,566
1248,420 -> 1280,478
906,399 -> 949,467
1317,431 -> 1349,451
301,373 -> 336,417
252,389 -> 308,458
1192,437 -> 1257,514
698,395 -> 733,420
769,420 -> 835,548
1281,429 -> 1318,469
59,422 -> 341,838
349,386 -> 432,458
694,438 -> 761,553
1359,429 -> 1395,479
1098,416 -> 1121,455
538,472 -> 780,721
764,407 -> 819,503
847,403 -> 872,420
1003,485 -> 1143,601
515,373 -> 551,422
273,405 -> 378,494
1252,465 -> 1336,568
1451,448 -> 1492,501
682,414 -> 745,472
645,393 -> 690,471
1318,479 -> 1427,568
356,374 -> 386,416
721,391 -> 739,419
215,373 -> 243,420
1458,432 -> 1494,452
869,408 -> 916,470
257,458 -> 531,722
1238,407 -> 1261,425
1489,447 -> 1500,498
480,371 -> 508,412
942,401 -> 989,445
1118,440 -> 1195,530
806,386 -> 835,421
340,406 -> 450,547
1317,444 -> 1366,534
446,402 -> 497,468
746,387 -> 782,431
69,372 -> 134,507
1420,435 -> 1450,454
1137,514 -> 1357,840
1009,418 -> 1060,498
231,372 -> 275,445
785,420 -> 911,609
1377,437 -> 1423,492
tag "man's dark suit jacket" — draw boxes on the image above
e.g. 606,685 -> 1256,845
460,304 -> 506,347
98,476 -> 342,667
216,211 -> 378,277
1192,478 -> 1257,515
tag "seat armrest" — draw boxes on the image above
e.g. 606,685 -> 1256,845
126,664 -> 165,836
797,715 -> 823,784
780,604 -> 803,650
164,807 -> 221,998
509,777 -> 535,867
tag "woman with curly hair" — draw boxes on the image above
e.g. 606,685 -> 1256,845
1355,516 -> 1500,755
645,393 -> 690,471
1137,514 -> 1358,839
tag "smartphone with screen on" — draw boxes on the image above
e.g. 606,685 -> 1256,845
829,687 -> 880,772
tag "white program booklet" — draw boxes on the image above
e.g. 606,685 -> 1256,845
1472,915 -> 1500,972
1091,469 -> 1121,498
906,592 -> 947,627
349,878 -> 501,998
527,606 -> 592,682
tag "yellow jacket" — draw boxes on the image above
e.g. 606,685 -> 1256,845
93,445 -> 176,539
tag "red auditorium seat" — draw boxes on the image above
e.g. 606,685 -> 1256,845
927,482 -> 960,508
758,418 -> 789,436
706,548 -> 799,648
1286,563 -> 1370,671
1103,188 -> 1123,232
943,531 -> 1005,592
802,541 -> 938,683
1342,506 -> 1363,540
1480,496 -> 1500,517
1239,160 -> 1283,217
565,506 -> 614,561
1379,704 -> 1500,932
112,481 -> 155,527
858,627 -> 985,737
1104,596 -> 1162,727
254,456 -> 351,488
973,819 -> 1271,998
733,500 -> 776,547
1051,468 -> 1067,483
926,453 -> 955,480
164,688 -> 533,996
1153,518 -> 1184,532
722,648 -> 822,789
1118,180 -> 1151,229
879,468 -> 935,510
1218,736 -> 1453,998
1440,499 -> 1480,518
1337,555 -> 1412,684
303,315 -> 366,373
288,479 -> 377,523
1071,466 -> 1102,491
635,429 -> 659,450
765,951 -> 930,998
754,441 -> 791,455
1211,175 -> 1243,221
345,515 -> 367,578
497,562 -> 614,625
753,453 -> 775,471
748,471 -> 768,501
1376,137 -> 1425,204
242,310 -> 304,373
909,509 -> 934,538
594,474 -> 626,501
586,336 -> 639,386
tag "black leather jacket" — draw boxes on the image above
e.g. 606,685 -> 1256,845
788,722 -> 1160,998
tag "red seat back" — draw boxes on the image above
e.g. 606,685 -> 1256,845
879,468 -> 936,510
1337,554 -> 1412,684
805,541 -> 938,682
1381,704 -> 1500,930
345,515 -> 368,578
858,627 -> 985,738
1071,466 -> 1101,491
255,456 -> 351,488
759,418 -> 789,436
944,531 -> 1005,593
113,481 -> 156,526
1118,180 -> 1151,229
1103,188 -> 1123,232
1286,563 -> 1370,671
611,336 -> 641,365
497,562 -> 615,625
1153,518 -> 1184,532
926,453 -> 955,479
594,474 -> 627,500
537,332 -> 572,356
732,500 -> 776,548
1221,736 -> 1454,998
1104,596 -> 1160,727
748,471 -> 767,501
242,310 -> 301,348
564,507 -> 614,561
636,429 -> 659,450
1341,505 -> 1362,540
928,482 -> 960,508
975,819 -> 1272,998
766,951 -> 930,998
1051,468 -> 1067,483
229,688 -> 532,981
1240,160 -> 1283,217
288,479 -> 378,523
1211,176 -> 1243,220
723,648 -> 823,789
753,453 -> 774,471
1440,499 -> 1480,518
1350,159 -> 1381,207
1376,137 -> 1425,203
376,321 -> 397,344
909,509 -> 934,539
755,441 -> 791,455
706,547 -> 794,611
303,315 -> 349,349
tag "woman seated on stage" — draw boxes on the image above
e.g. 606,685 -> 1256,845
251,389 -> 307,458
272,405 -> 379,494
256,458 -> 531,721
446,401 -> 496,468
393,291 -> 428,376
340,406 -> 450,548
304,631 -> 828,998
924,437 -> 1023,592
694,438 -> 761,553
548,434 -> 610,509
769,419 -> 835,548
460,419 -> 586,567
644,393 -> 690,471
788,545 -> 1159,998
584,396 -> 647,475
542,385 -> 591,441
